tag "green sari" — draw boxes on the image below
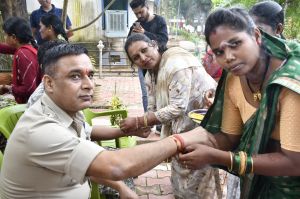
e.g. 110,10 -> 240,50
201,31 -> 300,199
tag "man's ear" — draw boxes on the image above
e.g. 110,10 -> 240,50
43,75 -> 54,93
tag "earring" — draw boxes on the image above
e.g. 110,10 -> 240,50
48,29 -> 51,32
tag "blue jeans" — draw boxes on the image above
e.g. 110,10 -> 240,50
138,68 -> 148,112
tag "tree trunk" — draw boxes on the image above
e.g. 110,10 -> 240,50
0,0 -> 29,21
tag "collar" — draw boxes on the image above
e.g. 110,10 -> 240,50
41,94 -> 84,129
39,4 -> 56,13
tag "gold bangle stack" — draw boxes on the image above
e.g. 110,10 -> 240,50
229,151 -> 254,176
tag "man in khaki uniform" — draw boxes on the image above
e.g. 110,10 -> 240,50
0,43 -> 208,199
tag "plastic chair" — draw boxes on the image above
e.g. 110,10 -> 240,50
83,108 -> 136,148
0,104 -> 27,139
0,150 -> 3,170
83,108 -> 127,126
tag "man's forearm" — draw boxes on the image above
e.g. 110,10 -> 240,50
91,126 -> 124,141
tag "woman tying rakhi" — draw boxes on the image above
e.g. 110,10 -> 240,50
120,33 -> 219,199
179,7 -> 300,199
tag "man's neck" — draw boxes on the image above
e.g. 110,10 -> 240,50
42,4 -> 52,12
147,13 -> 155,22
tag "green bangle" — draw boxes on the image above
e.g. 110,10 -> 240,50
232,152 -> 241,175
245,156 -> 253,174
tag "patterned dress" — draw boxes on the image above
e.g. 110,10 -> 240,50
145,47 -> 221,198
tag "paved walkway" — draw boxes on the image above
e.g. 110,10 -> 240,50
92,76 -> 174,198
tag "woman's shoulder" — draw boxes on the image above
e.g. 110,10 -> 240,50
226,73 -> 240,86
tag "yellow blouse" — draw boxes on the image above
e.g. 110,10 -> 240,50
221,74 -> 300,152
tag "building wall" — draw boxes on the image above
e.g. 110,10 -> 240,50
26,0 -> 140,42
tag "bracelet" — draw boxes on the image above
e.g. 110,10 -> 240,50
239,151 -> 247,176
245,156 -> 253,174
135,116 -> 139,130
228,151 -> 233,172
232,152 -> 240,175
143,112 -> 148,127
172,134 -> 185,150
170,135 -> 182,152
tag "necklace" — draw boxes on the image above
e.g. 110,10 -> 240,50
246,56 -> 270,102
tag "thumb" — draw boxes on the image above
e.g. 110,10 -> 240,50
184,144 -> 197,153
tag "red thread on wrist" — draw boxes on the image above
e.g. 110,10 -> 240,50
170,136 -> 182,152
173,134 -> 185,150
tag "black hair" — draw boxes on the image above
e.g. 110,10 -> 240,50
43,44 -> 88,77
124,33 -> 167,63
3,17 -> 38,49
130,0 -> 147,9
204,7 -> 256,45
249,1 -> 284,31
40,13 -> 68,42
37,40 -> 68,74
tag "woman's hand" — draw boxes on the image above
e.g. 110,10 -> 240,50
0,84 -> 11,94
126,127 -> 152,138
179,144 -> 214,170
203,89 -> 215,108
119,184 -> 138,199
179,127 -> 218,148
120,117 -> 137,133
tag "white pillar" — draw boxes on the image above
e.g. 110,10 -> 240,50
97,40 -> 105,78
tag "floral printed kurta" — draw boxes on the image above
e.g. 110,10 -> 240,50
145,47 -> 221,198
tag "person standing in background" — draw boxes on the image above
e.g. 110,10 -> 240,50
249,1 -> 285,39
128,0 -> 168,113
0,17 -> 41,104
30,0 -> 72,45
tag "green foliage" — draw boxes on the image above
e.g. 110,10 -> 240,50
174,27 -> 201,44
0,96 -> 16,109
161,0 -> 211,25
109,82 -> 126,126
210,0 -> 300,40
109,95 -> 126,126
0,14 -> 12,72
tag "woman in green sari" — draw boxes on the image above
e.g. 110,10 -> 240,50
179,7 -> 300,199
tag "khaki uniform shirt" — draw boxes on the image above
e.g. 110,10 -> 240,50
0,94 -> 104,199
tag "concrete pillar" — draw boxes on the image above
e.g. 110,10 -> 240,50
97,40 -> 105,78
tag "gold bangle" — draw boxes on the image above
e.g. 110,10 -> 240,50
239,151 -> 246,176
143,112 -> 148,127
243,152 -> 247,175
228,152 -> 233,172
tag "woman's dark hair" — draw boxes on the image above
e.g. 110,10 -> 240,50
124,33 -> 167,62
3,17 -> 38,48
249,1 -> 284,32
40,13 -> 68,41
204,7 -> 256,45
37,40 -> 68,74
